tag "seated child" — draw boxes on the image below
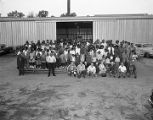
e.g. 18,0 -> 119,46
109,61 -> 115,77
67,62 -> 77,77
118,62 -> 127,78
77,62 -> 86,78
87,63 -> 96,77
99,61 -> 107,77
105,56 -> 111,74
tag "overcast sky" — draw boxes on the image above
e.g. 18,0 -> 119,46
0,0 -> 153,17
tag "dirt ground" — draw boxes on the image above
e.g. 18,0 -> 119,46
0,54 -> 153,120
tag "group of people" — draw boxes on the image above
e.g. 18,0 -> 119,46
17,39 -> 137,78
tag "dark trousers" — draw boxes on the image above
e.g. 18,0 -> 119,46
47,63 -> 56,76
77,70 -> 86,78
41,62 -> 46,69
19,68 -> 24,75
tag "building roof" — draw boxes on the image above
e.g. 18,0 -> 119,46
1,14 -> 153,22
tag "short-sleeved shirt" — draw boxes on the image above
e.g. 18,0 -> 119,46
119,65 -> 126,73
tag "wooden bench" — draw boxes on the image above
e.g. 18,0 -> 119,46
24,67 -> 67,74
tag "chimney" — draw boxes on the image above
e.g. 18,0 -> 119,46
67,0 -> 70,15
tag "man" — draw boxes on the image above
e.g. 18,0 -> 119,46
46,52 -> 56,77
87,63 -> 96,77
17,50 -> 25,76
77,62 -> 86,78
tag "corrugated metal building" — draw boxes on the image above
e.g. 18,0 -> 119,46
0,14 -> 153,46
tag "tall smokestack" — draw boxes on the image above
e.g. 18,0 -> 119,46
67,0 -> 70,15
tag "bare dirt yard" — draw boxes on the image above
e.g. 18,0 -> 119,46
0,54 -> 153,120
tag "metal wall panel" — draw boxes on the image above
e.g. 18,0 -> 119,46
11,21 -> 37,46
36,21 -> 56,42
0,22 -> 13,46
1,17 -> 153,47
93,19 -> 153,44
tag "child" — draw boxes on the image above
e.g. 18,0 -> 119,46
118,62 -> 127,78
67,62 -> 77,77
29,49 -> 36,69
109,61 -> 115,77
99,61 -> 107,77
105,56 -> 111,74
77,62 -> 86,78
36,52 -> 41,69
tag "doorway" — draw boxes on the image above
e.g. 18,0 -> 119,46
56,21 -> 93,43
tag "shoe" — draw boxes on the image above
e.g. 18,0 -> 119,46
118,76 -> 120,78
53,74 -> 56,76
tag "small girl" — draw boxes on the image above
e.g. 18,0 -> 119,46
36,52 -> 41,69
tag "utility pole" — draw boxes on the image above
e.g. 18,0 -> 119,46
67,0 -> 70,16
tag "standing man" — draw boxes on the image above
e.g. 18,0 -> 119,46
17,50 -> 25,76
46,52 -> 56,77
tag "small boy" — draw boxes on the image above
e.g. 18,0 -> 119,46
67,62 -> 77,77
118,62 -> 127,78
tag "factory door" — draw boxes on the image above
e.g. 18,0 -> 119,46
56,21 -> 93,43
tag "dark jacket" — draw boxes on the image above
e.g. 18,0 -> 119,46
17,54 -> 25,69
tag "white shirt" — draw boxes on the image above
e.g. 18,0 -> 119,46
36,51 -> 42,56
115,57 -> 120,63
108,47 -> 114,55
71,56 -> 76,62
119,65 -> 127,73
101,42 -> 107,49
87,65 -> 96,73
99,64 -> 106,72
96,52 -> 103,60
70,50 -> 76,55
46,55 -> 56,63
64,50 -> 68,55
105,58 -> 110,64
97,49 -> 105,56
75,47 -> 80,55
23,50 -> 28,56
